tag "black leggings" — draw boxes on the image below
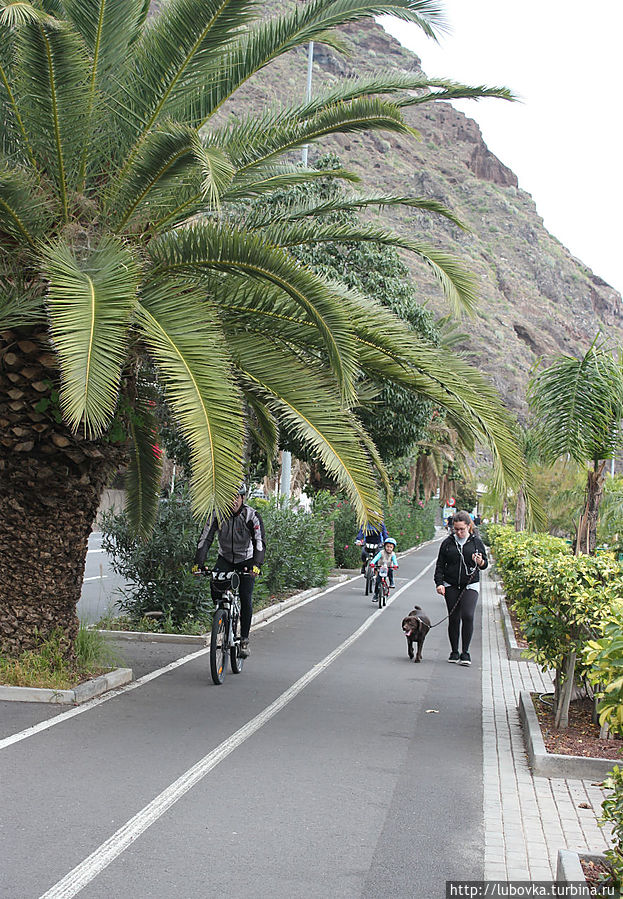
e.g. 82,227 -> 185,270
444,586 -> 478,653
211,556 -> 255,640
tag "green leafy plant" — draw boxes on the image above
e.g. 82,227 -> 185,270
600,765 -> 623,891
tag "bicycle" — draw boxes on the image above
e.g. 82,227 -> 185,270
209,570 -> 246,685
373,564 -> 396,608
362,542 -> 378,596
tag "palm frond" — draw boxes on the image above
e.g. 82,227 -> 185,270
63,0 -> 147,84
0,27 -> 37,164
115,0 -> 256,162
527,345 -> 623,463
218,98 -> 414,173
0,289 -> 44,328
0,164 -> 51,247
223,164 -> 360,203
193,0 -> 446,125
244,193 -> 465,230
16,17 -> 90,218
42,237 -> 140,437
125,393 -> 163,539
396,80 -> 515,106
147,222 -> 357,399
230,331 -> 384,526
135,281 -> 245,519
264,220 -> 476,316
244,390 -> 278,466
0,1 -> 44,26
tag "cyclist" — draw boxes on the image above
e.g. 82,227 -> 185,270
370,538 -> 398,601
194,484 -> 265,658
355,521 -> 389,574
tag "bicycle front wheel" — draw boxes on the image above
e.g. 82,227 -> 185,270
210,609 -> 229,685
365,566 -> 374,596
230,613 -> 244,674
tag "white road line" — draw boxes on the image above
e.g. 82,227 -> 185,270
82,575 -> 108,582
86,549 -> 105,554
0,577 -> 356,751
38,561 -> 435,899
2,542 -> 440,753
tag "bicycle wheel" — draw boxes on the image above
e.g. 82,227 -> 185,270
381,581 -> 389,608
210,609 -> 229,685
365,565 -> 374,596
230,612 -> 244,674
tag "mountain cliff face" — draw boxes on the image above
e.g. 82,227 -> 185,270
154,2 -> 623,417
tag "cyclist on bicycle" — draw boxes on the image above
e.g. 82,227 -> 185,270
194,484 -> 265,658
355,521 -> 389,574
370,538 -> 398,601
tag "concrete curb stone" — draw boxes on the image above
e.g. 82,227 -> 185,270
556,849 -> 606,883
0,667 -> 133,705
499,595 -> 527,662
519,690 -> 617,780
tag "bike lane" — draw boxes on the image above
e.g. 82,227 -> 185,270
1,538 -> 483,898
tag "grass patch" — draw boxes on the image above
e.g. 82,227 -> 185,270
0,625 -> 120,690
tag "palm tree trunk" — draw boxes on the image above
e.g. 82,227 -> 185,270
0,330 -> 126,657
515,487 -> 526,532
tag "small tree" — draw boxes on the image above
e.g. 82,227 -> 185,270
528,342 -> 623,554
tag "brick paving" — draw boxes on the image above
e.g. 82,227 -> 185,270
481,571 -> 612,878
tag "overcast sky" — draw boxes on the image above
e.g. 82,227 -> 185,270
380,1 -> 623,297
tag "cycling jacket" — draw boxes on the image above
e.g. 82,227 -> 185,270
355,523 -> 389,545
195,504 -> 265,568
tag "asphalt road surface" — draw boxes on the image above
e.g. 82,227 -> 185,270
1,538 -> 484,898
77,532 -> 127,625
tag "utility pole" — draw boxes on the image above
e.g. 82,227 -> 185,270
281,40 -> 314,501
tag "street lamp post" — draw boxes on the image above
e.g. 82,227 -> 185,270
280,40 -> 314,501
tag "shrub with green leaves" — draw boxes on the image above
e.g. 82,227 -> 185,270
600,765 -> 623,890
101,487 -> 212,628
332,495 -> 435,568
489,526 -> 623,727
585,619 -> 623,736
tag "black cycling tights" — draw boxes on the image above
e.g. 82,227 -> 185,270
444,586 -> 478,654
211,556 -> 255,640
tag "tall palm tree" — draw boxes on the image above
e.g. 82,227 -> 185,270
528,341 -> 623,553
0,0 -> 522,656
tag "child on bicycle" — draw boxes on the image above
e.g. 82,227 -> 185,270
370,538 -> 398,602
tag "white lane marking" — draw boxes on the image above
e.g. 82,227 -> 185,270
83,575 -> 108,582
86,549 -> 105,554
39,562 -> 435,899
2,543 -> 440,752
0,577 -> 354,751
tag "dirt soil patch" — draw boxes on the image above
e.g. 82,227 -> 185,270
532,693 -> 623,760
506,600 -> 529,649
580,856 -> 613,892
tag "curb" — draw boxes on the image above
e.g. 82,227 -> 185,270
519,690 -> 617,780
499,595 -> 527,662
0,667 -> 133,705
556,849 -> 606,883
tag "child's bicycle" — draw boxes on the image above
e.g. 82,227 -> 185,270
209,570 -> 246,685
373,564 -> 397,609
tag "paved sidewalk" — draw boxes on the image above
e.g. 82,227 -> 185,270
481,572 -> 612,879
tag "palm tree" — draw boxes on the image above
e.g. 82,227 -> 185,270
0,0 -> 523,657
528,341 -> 623,553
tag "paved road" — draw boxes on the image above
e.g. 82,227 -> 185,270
77,532 -> 127,625
1,539 -> 484,898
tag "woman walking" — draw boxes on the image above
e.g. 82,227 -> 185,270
434,511 -> 488,666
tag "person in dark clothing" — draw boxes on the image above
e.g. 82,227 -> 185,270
195,484 -> 265,658
355,522 -> 389,573
434,509 -> 488,666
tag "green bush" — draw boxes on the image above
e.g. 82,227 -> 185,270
101,487 -> 213,628
332,496 -> 435,568
249,496 -> 333,603
600,765 -> 623,891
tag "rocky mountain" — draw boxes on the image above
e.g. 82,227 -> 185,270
155,2 -> 623,417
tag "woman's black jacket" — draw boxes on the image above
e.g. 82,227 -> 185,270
434,533 -> 488,589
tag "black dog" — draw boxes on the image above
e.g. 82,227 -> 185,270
401,606 -> 431,663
